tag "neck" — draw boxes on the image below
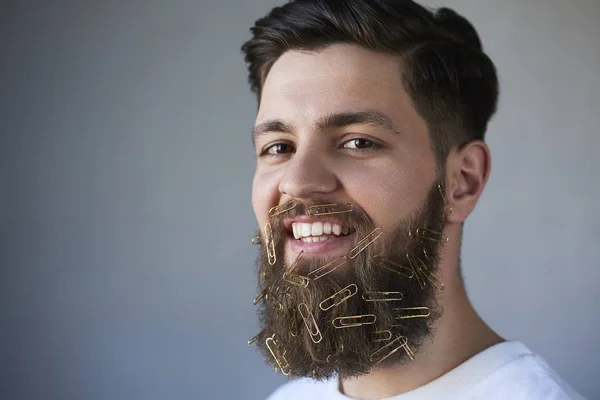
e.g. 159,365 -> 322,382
341,233 -> 504,399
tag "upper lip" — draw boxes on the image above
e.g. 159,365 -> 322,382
283,216 -> 351,233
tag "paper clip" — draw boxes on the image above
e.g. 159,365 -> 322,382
308,255 -> 348,280
370,335 -> 409,363
406,253 -> 426,289
251,234 -> 262,245
393,306 -> 430,319
298,303 -> 323,343
319,284 -> 358,311
411,227 -> 448,243
372,255 -> 414,279
414,258 -> 444,291
253,289 -> 267,305
332,314 -> 376,329
349,228 -> 382,259
362,291 -> 403,302
264,222 -> 276,265
265,334 -> 292,375
371,330 -> 393,343
308,203 -> 354,216
269,200 -> 298,217
326,354 -> 373,374
247,330 -> 264,346
283,271 -> 310,288
265,292 -> 284,313
288,309 -> 301,337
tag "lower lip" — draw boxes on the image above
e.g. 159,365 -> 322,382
286,232 -> 357,259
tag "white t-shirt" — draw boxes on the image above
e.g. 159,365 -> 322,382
266,341 -> 585,400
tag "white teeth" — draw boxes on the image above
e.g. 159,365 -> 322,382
311,222 -> 323,236
291,221 -> 349,239
301,236 -> 330,243
332,224 -> 342,236
301,223 -> 312,237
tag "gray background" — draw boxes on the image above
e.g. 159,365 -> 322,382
1,0 -> 598,399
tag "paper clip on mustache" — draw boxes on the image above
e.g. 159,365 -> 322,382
265,334 -> 292,376
371,335 -> 414,363
332,314 -> 377,329
308,203 -> 354,216
264,222 -> 276,265
349,228 -> 382,259
372,255 -> 414,279
269,200 -> 298,217
319,284 -> 358,311
298,303 -> 323,343
308,255 -> 348,280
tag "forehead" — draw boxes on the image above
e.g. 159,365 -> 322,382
257,44 -> 412,124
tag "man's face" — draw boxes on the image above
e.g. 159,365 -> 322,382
250,44 -> 446,378
252,43 -> 437,272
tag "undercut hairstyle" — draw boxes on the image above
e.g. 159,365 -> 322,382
241,0 -> 499,165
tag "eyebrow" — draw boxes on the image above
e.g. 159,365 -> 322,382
251,110 -> 402,149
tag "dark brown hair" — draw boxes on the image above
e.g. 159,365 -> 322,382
241,0 -> 499,164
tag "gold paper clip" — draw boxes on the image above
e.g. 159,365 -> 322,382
269,200 -> 298,217
406,253 -> 426,289
264,222 -> 276,265
265,292 -> 284,313
253,289 -> 267,305
298,303 -> 323,343
251,234 -> 262,245
283,272 -> 310,288
393,306 -> 430,319
319,284 -> 358,311
413,227 -> 449,243
349,228 -> 382,259
308,203 -> 354,216
414,258 -> 444,291
247,330 -> 264,346
265,334 -> 292,375
332,314 -> 377,329
362,291 -> 403,302
370,335 -> 409,363
371,330 -> 392,343
372,255 -> 414,279
326,354 -> 373,374
308,255 -> 348,280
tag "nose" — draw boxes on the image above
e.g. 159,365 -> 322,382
278,147 -> 338,200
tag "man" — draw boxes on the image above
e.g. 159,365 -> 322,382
241,1 -> 585,399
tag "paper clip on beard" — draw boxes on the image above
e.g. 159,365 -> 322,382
349,228 -> 382,259
308,255 -> 348,280
319,284 -> 358,311
409,227 -> 449,243
370,335 -> 414,363
283,251 -> 310,288
253,289 -> 267,305
332,314 -> 377,329
308,203 -> 354,216
269,200 -> 298,217
247,330 -> 264,346
266,334 -> 292,376
265,292 -> 284,313
371,330 -> 393,343
393,306 -> 430,319
298,303 -> 323,343
372,255 -> 414,279
406,253 -> 444,291
362,291 -> 403,302
264,222 -> 276,265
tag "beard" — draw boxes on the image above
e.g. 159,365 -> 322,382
252,180 -> 448,380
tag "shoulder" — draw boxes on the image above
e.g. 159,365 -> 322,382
266,378 -> 334,400
468,348 -> 586,400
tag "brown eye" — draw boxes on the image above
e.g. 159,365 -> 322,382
343,138 -> 374,149
264,143 -> 295,156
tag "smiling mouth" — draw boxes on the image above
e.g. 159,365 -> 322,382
285,220 -> 358,261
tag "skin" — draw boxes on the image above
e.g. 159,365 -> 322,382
251,43 -> 503,399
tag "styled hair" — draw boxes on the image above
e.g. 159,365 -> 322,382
241,0 -> 499,163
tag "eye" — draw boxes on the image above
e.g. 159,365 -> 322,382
342,138 -> 379,151
260,142 -> 296,157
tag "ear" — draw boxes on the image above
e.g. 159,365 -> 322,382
444,141 -> 491,223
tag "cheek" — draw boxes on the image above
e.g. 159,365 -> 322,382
252,169 -> 280,227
